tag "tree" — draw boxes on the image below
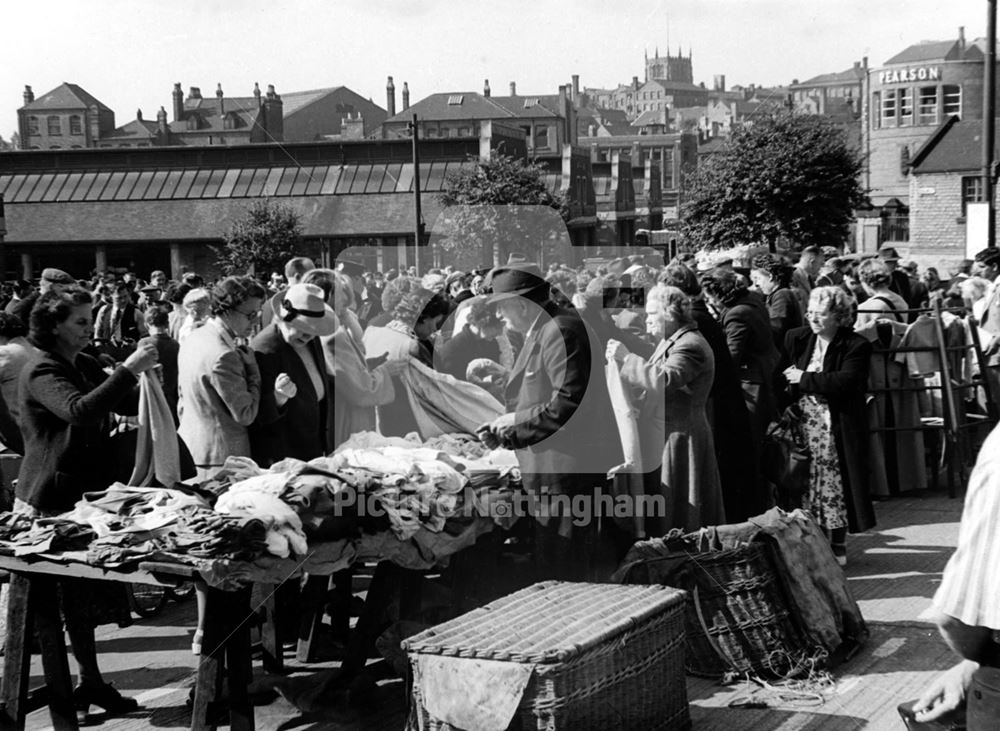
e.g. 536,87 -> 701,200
681,111 -> 865,252
436,153 -> 569,268
214,199 -> 303,276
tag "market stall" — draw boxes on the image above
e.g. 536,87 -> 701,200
0,431 -> 520,731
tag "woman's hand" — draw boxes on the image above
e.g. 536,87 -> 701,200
274,373 -> 298,406
606,339 -> 629,364
913,660 -> 978,722
783,366 -> 804,385
122,340 -> 159,376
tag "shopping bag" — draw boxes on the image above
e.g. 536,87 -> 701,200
761,404 -> 811,502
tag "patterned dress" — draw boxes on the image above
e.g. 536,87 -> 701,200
799,339 -> 848,531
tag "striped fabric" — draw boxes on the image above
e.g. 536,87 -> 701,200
933,423 -> 1000,629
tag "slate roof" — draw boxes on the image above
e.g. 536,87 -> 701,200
793,67 -> 864,86
631,110 -> 669,127
20,83 -> 112,112
885,40 -> 960,65
103,118 -> 159,141
909,117 -> 995,174
384,92 -> 562,124
646,78 -> 706,93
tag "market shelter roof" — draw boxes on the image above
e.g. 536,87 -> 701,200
3,193 -> 445,244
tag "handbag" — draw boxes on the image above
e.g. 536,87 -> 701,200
762,404 -> 811,505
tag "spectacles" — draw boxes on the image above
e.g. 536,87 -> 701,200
805,310 -> 831,318
234,306 -> 261,319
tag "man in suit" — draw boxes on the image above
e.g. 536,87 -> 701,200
251,283 -> 338,466
480,263 -> 622,583
260,257 -> 315,329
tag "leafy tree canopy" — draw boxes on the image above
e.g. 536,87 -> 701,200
214,199 -> 303,276
681,111 -> 865,252
436,153 -> 569,268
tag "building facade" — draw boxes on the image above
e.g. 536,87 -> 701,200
17,84 -> 116,150
863,28 -> 991,209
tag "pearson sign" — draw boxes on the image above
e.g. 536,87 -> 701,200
879,66 -> 941,84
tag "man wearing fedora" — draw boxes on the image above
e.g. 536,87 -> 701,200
250,283 -> 338,466
260,257 -> 316,329
878,245 -> 912,306
480,263 -> 622,583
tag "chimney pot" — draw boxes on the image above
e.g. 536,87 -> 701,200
137,109 -> 143,120
22,85 -> 34,105
217,83 -> 225,116
402,82 -> 410,111
189,86 -> 201,99
484,79 -> 491,97
386,75 -> 396,116
510,81 -> 516,96
571,74 -> 579,102
632,76 -> 639,91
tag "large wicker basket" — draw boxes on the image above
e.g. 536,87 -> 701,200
616,535 -> 808,679
403,581 -> 690,730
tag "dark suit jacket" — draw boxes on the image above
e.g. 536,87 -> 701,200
17,351 -> 138,512
503,301 -> 622,494
250,324 -> 333,466
784,326 -> 876,533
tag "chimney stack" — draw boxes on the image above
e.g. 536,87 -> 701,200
958,26 -> 966,51
266,84 -> 278,99
402,82 -> 410,110
386,76 -> 396,116
157,106 -> 169,138
216,83 -> 225,116
484,79 -> 491,97
253,82 -> 261,107
22,85 -> 34,106
714,74 -> 726,92
189,86 -> 202,100
172,83 -> 183,121
136,109 -> 143,121
571,74 -> 579,103
510,81 -> 516,96
632,76 -> 640,91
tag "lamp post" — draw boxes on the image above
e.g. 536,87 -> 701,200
984,0 -> 997,246
408,114 -> 424,273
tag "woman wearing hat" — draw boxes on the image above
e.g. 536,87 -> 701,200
250,283 -> 338,466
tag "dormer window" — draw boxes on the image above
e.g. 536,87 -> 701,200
447,95 -> 464,105
523,98 -> 539,108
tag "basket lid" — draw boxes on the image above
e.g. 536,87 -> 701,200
402,581 -> 686,663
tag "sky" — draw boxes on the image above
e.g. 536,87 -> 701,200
0,0 -> 991,141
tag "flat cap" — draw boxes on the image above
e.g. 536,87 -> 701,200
41,268 -> 75,285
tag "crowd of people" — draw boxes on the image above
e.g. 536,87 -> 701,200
0,241 -> 997,723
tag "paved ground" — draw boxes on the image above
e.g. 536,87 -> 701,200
10,490 -> 967,730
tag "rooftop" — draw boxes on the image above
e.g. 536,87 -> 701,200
20,83 -> 113,112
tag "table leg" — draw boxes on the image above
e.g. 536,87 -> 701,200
295,575 -> 329,663
32,578 -> 76,731
258,586 -> 282,674
0,574 -> 32,731
190,586 -> 255,731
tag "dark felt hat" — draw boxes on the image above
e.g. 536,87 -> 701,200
484,263 -> 549,303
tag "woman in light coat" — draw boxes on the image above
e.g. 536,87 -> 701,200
607,283 -> 725,534
177,276 -> 267,480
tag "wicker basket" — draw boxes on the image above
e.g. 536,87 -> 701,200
403,581 -> 690,730
616,536 -> 807,679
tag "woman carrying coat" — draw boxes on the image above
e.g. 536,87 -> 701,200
782,286 -> 876,566
16,286 -> 159,722
607,283 -> 725,534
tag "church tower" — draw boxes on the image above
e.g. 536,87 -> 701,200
645,46 -> 693,84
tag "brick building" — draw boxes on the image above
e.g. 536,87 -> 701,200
18,82 -> 385,149
380,78 -> 578,155
790,63 -> 865,117
907,117 -> 998,268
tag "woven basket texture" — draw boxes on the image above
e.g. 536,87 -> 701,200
679,542 -> 805,678
405,581 -> 691,730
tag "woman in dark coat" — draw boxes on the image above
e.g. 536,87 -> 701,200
782,286 -> 875,566
750,253 -> 803,355
661,264 -> 763,521
701,268 -> 780,454
16,286 -> 159,722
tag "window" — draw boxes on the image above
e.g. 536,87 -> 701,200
943,85 -> 961,117
918,87 -> 938,125
69,115 -> 82,135
47,116 -> 61,135
27,116 -> 39,135
534,125 -> 549,149
446,95 -> 464,105
872,92 -> 880,129
963,176 -> 984,217
523,98 -> 538,108
881,90 -> 896,127
899,88 -> 913,126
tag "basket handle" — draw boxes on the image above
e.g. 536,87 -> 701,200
692,584 -> 739,670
